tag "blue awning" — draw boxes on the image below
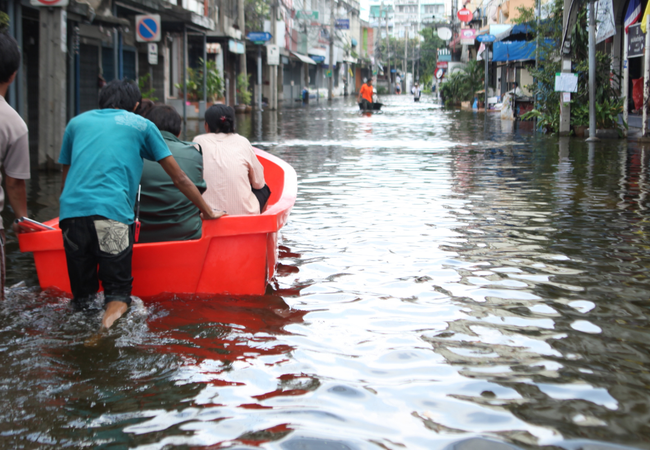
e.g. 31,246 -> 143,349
492,39 -> 554,62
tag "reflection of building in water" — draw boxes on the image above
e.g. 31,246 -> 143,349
423,141 -> 650,444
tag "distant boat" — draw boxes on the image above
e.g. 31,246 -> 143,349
19,148 -> 297,297
358,102 -> 383,112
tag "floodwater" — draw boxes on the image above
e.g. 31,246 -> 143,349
2,95 -> 650,450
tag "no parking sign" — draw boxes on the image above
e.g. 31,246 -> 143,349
135,15 -> 161,42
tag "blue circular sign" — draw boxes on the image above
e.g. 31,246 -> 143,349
138,17 -> 158,41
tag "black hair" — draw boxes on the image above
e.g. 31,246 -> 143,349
98,79 -> 142,111
0,31 -> 20,84
205,104 -> 236,134
146,104 -> 181,136
135,99 -> 155,118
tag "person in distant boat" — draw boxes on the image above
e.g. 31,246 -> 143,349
138,105 -> 208,243
58,79 -> 223,333
0,31 -> 31,300
193,104 -> 269,215
357,78 -> 373,111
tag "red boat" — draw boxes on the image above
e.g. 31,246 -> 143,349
18,148 -> 297,297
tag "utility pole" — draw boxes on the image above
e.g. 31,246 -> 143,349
329,0 -> 335,100
385,3 -> 390,92
270,0 -> 278,109
402,28 -> 409,89
238,0 -> 247,101
587,0 -> 597,140
559,0 -> 572,135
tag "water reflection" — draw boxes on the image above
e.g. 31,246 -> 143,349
3,96 -> 650,449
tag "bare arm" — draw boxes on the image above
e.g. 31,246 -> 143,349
157,155 -> 224,220
6,176 -> 28,234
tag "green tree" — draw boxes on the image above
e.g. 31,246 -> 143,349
0,11 -> 9,32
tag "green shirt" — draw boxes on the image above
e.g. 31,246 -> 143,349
138,131 -> 207,243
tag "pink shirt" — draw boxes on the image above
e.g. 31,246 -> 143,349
193,132 -> 265,215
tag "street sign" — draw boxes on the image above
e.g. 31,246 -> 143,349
267,44 -> 280,65
246,32 -> 272,42
629,23 -> 645,58
148,43 -> 158,65
335,19 -> 350,29
457,8 -> 473,22
437,27 -> 452,40
135,15 -> 161,42
310,55 -> 325,63
296,10 -> 319,21
30,0 -> 68,7
476,34 -> 496,43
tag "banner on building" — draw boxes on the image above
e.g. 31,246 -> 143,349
596,0 -> 616,43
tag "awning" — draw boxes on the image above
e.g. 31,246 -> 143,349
492,39 -> 554,62
292,52 -> 316,64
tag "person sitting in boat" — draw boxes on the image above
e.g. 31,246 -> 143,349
58,79 -> 223,333
193,104 -> 270,215
357,78 -> 373,111
137,105 -> 207,243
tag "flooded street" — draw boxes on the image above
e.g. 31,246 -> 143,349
2,95 -> 650,449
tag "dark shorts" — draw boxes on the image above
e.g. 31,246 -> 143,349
0,230 -> 5,301
59,216 -> 133,308
252,184 -> 272,213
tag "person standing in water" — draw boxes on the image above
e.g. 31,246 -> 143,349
58,79 -> 223,333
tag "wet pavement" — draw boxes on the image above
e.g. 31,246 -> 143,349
1,95 -> 650,449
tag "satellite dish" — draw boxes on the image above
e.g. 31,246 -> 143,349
437,27 -> 452,40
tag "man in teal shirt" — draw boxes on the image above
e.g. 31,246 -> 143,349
138,105 -> 206,243
59,80 -> 223,333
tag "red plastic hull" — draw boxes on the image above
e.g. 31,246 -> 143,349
18,148 -> 297,297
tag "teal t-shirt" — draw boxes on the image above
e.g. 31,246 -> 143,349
58,109 -> 172,225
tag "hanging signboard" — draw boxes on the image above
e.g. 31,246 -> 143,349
336,19 -> 350,29
628,23 -> 645,58
457,8 -> 473,22
228,39 -> 245,54
437,48 -> 451,62
437,27 -> 452,40
247,31 -> 272,43
460,28 -> 477,45
296,10 -> 319,21
148,43 -> 158,65
595,0 -> 616,44
476,34 -> 496,43
267,44 -> 280,65
135,15 -> 161,42
30,0 -> 68,7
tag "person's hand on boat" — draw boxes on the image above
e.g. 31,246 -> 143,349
202,209 -> 227,220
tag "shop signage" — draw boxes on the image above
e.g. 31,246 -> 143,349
437,27 -> 452,40
135,15 -> 161,42
436,61 -> 448,69
30,0 -> 68,7
267,44 -> 280,65
335,19 -> 350,29
460,28 -> 477,45
296,10 -> 319,21
228,39 -> 245,54
457,8 -> 473,22
438,48 -> 451,62
629,23 -> 645,58
436,68 -> 445,79
476,34 -> 496,43
310,55 -> 325,63
247,31 -> 272,43
148,43 -> 158,65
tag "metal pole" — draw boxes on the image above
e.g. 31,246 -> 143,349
203,33 -> 207,104
484,43 -> 488,110
404,28 -> 407,92
257,44 -> 263,110
587,0 -> 597,140
329,0 -> 335,100
385,5 -> 390,93
183,25 -> 187,140
641,14 -> 650,137
535,0 -> 540,112
238,0 -> 247,82
622,28 -> 630,128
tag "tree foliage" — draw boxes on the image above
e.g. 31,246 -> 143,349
438,60 -> 484,106
418,26 -> 445,89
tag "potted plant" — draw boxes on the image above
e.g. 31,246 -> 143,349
570,103 -> 589,137
236,73 -> 252,113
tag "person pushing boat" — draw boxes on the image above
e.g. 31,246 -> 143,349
58,79 -> 224,335
357,78 -> 373,111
